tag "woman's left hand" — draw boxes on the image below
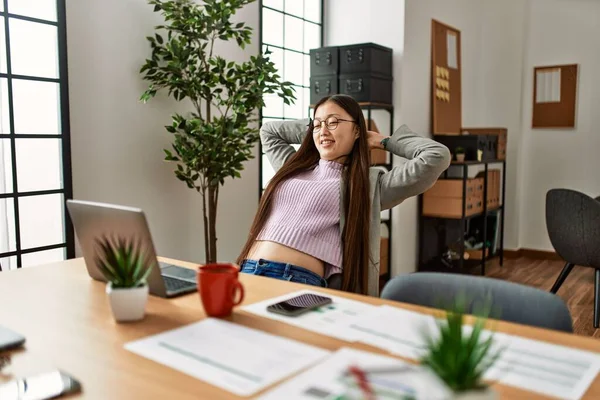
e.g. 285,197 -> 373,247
367,130 -> 386,150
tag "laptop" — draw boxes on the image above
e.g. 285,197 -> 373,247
66,200 -> 197,298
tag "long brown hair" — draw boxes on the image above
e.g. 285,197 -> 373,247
237,95 -> 372,294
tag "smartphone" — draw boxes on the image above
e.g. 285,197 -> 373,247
267,293 -> 332,317
0,370 -> 82,400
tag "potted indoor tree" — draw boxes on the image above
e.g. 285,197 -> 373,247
420,297 -> 503,399
455,146 -> 466,162
95,236 -> 153,323
139,0 -> 295,264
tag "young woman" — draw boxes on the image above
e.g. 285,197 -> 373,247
236,95 -> 451,296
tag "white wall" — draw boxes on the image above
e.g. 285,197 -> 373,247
518,0 -> 600,250
326,0 -> 526,275
66,0 -> 260,264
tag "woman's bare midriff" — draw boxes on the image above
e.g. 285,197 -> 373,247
247,240 -> 325,277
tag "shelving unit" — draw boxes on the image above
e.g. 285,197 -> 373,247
308,102 -> 394,285
418,158 -> 506,276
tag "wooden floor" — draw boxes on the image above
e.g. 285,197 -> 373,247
484,256 -> 598,338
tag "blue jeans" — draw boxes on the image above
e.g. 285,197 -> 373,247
239,259 -> 328,288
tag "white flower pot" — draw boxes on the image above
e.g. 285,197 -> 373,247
106,282 -> 149,322
453,386 -> 497,400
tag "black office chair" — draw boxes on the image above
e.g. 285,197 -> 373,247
546,188 -> 600,327
381,272 -> 573,332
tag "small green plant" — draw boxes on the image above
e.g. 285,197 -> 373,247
95,236 -> 154,289
420,296 -> 502,393
455,146 -> 465,154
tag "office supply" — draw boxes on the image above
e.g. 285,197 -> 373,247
125,318 -> 329,397
258,347 -> 451,400
2,258 -> 600,399
0,370 -> 82,400
197,264 -> 244,317
0,325 -> 25,351
348,305 -> 438,359
242,289 -> 378,342
349,305 -> 600,400
478,328 -> 600,400
66,200 -> 197,298
266,293 -> 332,317
431,19 -> 462,135
532,64 -> 578,128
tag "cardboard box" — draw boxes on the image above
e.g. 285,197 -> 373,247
426,178 -> 484,198
380,237 -> 389,276
367,118 -> 388,165
423,195 -> 484,218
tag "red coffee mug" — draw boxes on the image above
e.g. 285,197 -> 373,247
197,264 -> 245,317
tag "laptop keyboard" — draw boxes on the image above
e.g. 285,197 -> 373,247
162,275 -> 196,292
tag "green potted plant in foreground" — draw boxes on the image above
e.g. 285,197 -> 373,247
455,147 -> 466,162
95,236 -> 154,323
420,298 -> 503,399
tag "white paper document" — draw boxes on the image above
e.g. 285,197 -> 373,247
447,31 -> 458,69
241,289 -> 378,342
348,305 -> 600,400
258,347 -> 452,400
348,305 -> 439,359
479,329 -> 600,400
124,318 -> 330,397
536,68 -> 561,103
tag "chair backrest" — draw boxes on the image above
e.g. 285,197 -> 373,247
381,272 -> 573,333
546,188 -> 600,267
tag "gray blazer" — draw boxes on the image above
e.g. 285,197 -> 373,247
260,118 -> 451,296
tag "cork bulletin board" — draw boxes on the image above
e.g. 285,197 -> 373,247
431,19 -> 462,135
532,64 -> 578,128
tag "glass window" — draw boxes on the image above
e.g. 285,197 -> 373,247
262,8 -> 283,47
9,18 -> 59,79
259,0 -> 322,195
0,1 -> 72,268
0,256 -> 17,271
16,138 -> 63,192
22,247 -> 65,267
0,198 -> 16,253
12,79 -> 61,134
0,139 -> 13,194
19,193 -> 65,249
0,18 -> 7,73
8,0 -> 57,22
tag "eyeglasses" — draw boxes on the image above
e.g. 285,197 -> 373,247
311,116 -> 356,133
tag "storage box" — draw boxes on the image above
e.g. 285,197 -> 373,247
423,195 -> 484,218
475,170 -> 501,208
339,43 -> 393,76
435,134 -> 498,162
380,237 -> 389,276
461,128 -> 507,160
425,178 -> 484,198
339,73 -> 393,104
309,74 -> 339,105
310,46 -> 339,76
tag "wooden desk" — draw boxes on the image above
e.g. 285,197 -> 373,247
1,258 -> 599,399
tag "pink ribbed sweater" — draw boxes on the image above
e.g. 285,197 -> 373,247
257,159 -> 343,277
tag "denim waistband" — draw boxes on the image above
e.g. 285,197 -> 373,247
240,258 -> 328,287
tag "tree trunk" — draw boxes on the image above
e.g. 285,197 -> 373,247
207,184 -> 218,264
200,186 -> 210,265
